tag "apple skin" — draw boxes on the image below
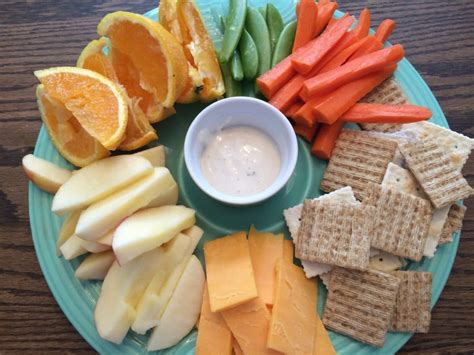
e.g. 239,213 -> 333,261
52,155 -> 153,215
147,255 -> 205,351
134,145 -> 166,167
75,250 -> 115,280
22,154 -> 72,194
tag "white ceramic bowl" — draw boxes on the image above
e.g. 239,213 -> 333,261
184,97 -> 298,206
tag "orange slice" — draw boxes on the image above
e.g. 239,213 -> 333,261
34,66 -> 128,150
36,85 -> 110,167
159,0 -> 225,102
77,38 -> 158,151
97,11 -> 188,122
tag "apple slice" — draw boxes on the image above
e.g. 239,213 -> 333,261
56,210 -> 82,256
147,255 -> 205,351
132,225 -> 203,334
22,154 -> 72,194
146,183 -> 179,208
75,167 -> 177,241
97,230 -> 114,246
75,250 -> 115,280
80,237 -> 111,253
113,205 -> 195,265
94,234 -> 192,344
134,145 -> 166,167
52,155 -> 153,215
59,234 -> 88,260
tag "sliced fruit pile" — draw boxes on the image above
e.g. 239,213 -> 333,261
35,3 -> 224,167
24,148 -> 206,350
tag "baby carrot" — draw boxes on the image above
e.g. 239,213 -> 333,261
292,15 -> 354,75
340,103 -> 432,123
294,123 -> 320,142
312,64 -> 397,124
313,2 -> 338,38
293,0 -> 318,52
303,44 -> 404,97
311,120 -> 344,160
375,19 -> 396,43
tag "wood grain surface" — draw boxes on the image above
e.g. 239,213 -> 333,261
1,0 -> 473,353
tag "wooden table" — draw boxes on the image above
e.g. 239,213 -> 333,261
1,0 -> 473,353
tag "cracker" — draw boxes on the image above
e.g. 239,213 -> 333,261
399,140 -> 473,209
320,130 -> 399,199
360,78 -> 408,133
363,183 -> 432,261
401,121 -> 474,171
439,204 -> 467,244
323,267 -> 401,347
369,250 -> 405,272
390,271 -> 432,333
295,200 -> 372,270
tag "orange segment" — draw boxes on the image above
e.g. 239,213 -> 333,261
97,12 -> 188,115
34,67 -> 128,150
159,0 -> 225,102
36,85 -> 110,167
77,38 -> 158,151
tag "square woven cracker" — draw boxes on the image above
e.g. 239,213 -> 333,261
320,130 -> 399,199
390,271 -> 432,333
363,183 -> 432,261
439,204 -> 467,244
295,200 -> 372,270
400,121 -> 473,171
399,140 -> 473,209
323,267 -> 401,347
360,78 -> 408,133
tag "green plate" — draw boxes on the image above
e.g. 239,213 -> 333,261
29,1 -> 461,354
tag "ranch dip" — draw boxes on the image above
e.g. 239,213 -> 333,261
200,126 -> 281,196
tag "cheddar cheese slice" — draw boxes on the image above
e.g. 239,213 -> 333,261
283,239 -> 294,263
195,283 -> 233,355
221,297 -> 280,355
313,315 -> 336,355
204,232 -> 258,312
268,260 -> 317,354
248,226 -> 284,305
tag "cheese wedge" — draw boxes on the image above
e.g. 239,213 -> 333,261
268,260 -> 317,354
248,226 -> 284,305
195,283 -> 233,355
283,239 -> 294,263
221,297 -> 279,355
203,232 -> 258,312
313,315 -> 336,355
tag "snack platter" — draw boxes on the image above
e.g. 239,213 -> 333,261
26,0 -> 472,354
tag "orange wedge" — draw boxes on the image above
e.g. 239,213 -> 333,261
36,85 -> 110,167
34,66 -> 128,151
97,12 -> 187,122
159,0 -> 225,102
77,38 -> 158,151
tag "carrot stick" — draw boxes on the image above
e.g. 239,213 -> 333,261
375,19 -> 396,43
294,123 -> 320,142
293,0 -> 319,52
292,15 -> 353,75
352,8 -> 371,39
319,0 -> 331,5
341,103 -> 432,124
350,36 -> 383,60
318,36 -> 372,73
256,57 -> 295,98
303,44 -> 404,97
327,13 -> 349,30
311,120 -> 344,159
312,64 -> 397,124
293,95 -> 326,126
269,75 -> 306,111
313,2 -> 338,38
284,100 -> 304,118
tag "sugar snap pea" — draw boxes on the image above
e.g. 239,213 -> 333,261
221,60 -> 242,97
231,50 -> 244,81
238,29 -> 259,80
266,3 -> 284,53
245,7 -> 271,76
242,80 -> 256,97
220,0 -> 247,62
271,20 -> 297,67
258,6 -> 267,20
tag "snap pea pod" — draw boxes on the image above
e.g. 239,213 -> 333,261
230,50 -> 244,81
238,29 -> 259,80
258,6 -> 267,20
242,80 -> 256,97
271,20 -> 297,67
266,3 -> 284,53
220,0 -> 247,62
245,7 -> 271,76
221,60 -> 242,97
